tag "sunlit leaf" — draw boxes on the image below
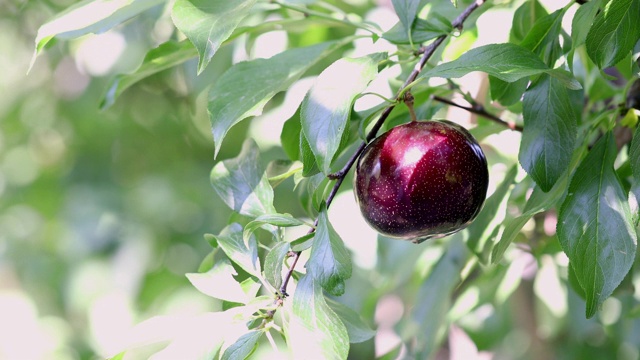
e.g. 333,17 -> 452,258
301,55 -> 378,174
586,0 -> 640,68
171,0 -> 257,74
557,132 -> 637,318
212,223 -> 261,278
306,205 -> 352,296
101,40 -> 197,109
208,41 -> 343,156
187,259 -> 253,303
122,307 -> 256,360
29,0 -> 163,71
289,274 -> 349,359
108,352 -> 125,360
210,139 -> 276,218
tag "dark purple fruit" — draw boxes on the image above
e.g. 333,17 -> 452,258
354,120 -> 489,243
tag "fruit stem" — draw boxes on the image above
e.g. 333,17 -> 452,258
404,91 -> 418,122
280,0 -> 488,302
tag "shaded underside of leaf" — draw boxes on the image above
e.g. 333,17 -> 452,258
301,56 -> 378,174
101,40 -> 197,109
289,274 -> 349,359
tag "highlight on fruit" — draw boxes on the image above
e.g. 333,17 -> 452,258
354,119 -> 489,243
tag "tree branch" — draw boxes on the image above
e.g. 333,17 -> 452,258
431,95 -> 523,132
278,0 -> 487,300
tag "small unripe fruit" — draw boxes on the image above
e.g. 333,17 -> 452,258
354,120 -> 489,243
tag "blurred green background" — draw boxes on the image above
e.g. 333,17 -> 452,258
0,1 -> 246,358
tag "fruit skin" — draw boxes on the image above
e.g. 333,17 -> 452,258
354,120 -> 489,243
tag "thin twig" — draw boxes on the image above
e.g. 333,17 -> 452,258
432,95 -> 523,132
278,0 -> 487,300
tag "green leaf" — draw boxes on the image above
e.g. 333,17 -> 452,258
208,41 -> 341,156
411,236 -> 469,358
213,223 -> 261,278
519,74 -> 577,192
586,0 -> 640,68
571,0 -> 601,49
187,259 -> 254,303
264,241 -> 291,291
466,165 -> 517,263
266,160 -> 302,188
420,43 -> 549,83
301,56 -> 378,174
306,205 -> 352,296
290,233 -> 315,252
210,139 -> 276,218
29,0 -> 163,71
383,16 -> 452,45
243,213 -> 305,245
557,132 -> 637,318
108,351 -> 125,360
300,132 -> 321,177
289,274 -> 349,359
281,116 -> 302,161
326,298 -> 375,343
510,0 -> 548,44
630,125 -> 640,180
101,40 -> 197,109
489,77 -> 528,106
391,0 -> 421,34
520,9 -> 566,66
221,330 -> 263,360
171,0 -> 257,74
